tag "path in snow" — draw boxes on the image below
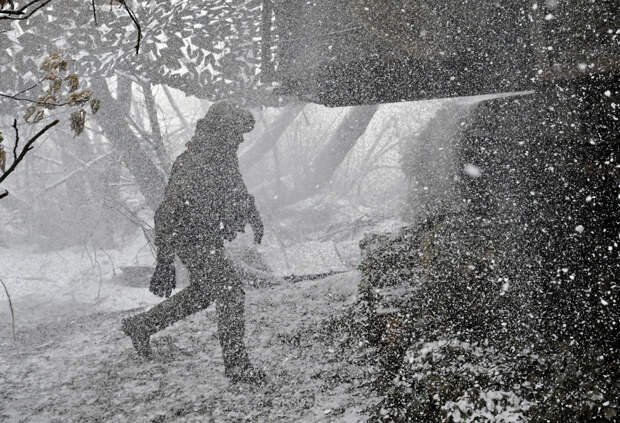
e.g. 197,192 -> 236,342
0,272 -> 373,422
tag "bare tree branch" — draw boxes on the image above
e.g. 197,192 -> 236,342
162,85 -> 190,133
142,82 -> 170,171
42,151 -> 112,192
0,0 -> 53,21
0,118 -> 59,199
0,91 -> 71,107
91,0 -> 97,25
0,278 -> 16,342
11,119 -> 19,161
12,83 -> 39,97
31,152 -> 63,166
119,0 -> 141,55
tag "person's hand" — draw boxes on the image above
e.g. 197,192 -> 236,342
149,261 -> 176,298
252,218 -> 264,245
246,196 -> 263,244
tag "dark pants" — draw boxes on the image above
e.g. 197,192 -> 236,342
135,244 -> 250,373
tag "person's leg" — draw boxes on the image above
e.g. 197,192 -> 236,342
216,276 -> 249,370
213,254 -> 264,382
122,282 -> 212,357
122,248 -> 213,358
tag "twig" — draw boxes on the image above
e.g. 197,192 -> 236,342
284,270 -> 349,284
0,119 -> 59,188
42,151 -> 112,192
32,152 -> 63,166
0,278 -> 16,343
12,83 -> 39,97
11,119 -> 18,161
162,85 -> 190,132
0,91 -> 70,107
91,0 -> 97,25
142,82 -> 170,171
1,77 -> 49,103
0,0 -> 53,21
83,243 -> 103,301
119,0 -> 141,55
103,197 -> 153,231
97,243 -> 117,276
126,115 -> 154,146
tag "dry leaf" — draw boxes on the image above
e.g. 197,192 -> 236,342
37,93 -> 57,110
40,52 -> 63,72
43,71 -> 57,81
0,146 -> 6,173
65,74 -> 79,92
90,98 -> 101,114
24,106 -> 36,122
70,109 -> 86,135
66,89 -> 92,106
51,77 -> 63,94
0,0 -> 14,11
33,110 -> 45,123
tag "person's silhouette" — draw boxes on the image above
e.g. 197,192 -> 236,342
122,102 -> 264,383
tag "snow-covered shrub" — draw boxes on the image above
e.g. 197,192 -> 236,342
372,339 -> 534,422
368,334 -> 618,422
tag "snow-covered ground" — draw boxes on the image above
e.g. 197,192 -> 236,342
0,237 -> 374,422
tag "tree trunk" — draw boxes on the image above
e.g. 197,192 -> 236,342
162,85 -> 191,139
142,82 -> 172,172
401,101 -> 475,222
275,104 -> 378,206
239,104 -> 304,172
91,78 -> 166,211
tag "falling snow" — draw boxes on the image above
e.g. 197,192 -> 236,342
1,1 -> 618,422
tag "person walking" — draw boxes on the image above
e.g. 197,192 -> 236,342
121,102 -> 264,384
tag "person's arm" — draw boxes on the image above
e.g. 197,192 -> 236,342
230,161 -> 264,244
149,160 -> 184,298
153,201 -> 176,265
247,194 -> 263,244
153,159 -> 184,264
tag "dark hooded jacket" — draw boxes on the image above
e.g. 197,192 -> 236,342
153,103 -> 258,264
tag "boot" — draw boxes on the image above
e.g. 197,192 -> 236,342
121,316 -> 153,359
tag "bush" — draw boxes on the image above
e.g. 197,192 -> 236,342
358,213 -> 618,422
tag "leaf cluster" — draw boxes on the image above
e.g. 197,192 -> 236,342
23,52 -> 100,135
